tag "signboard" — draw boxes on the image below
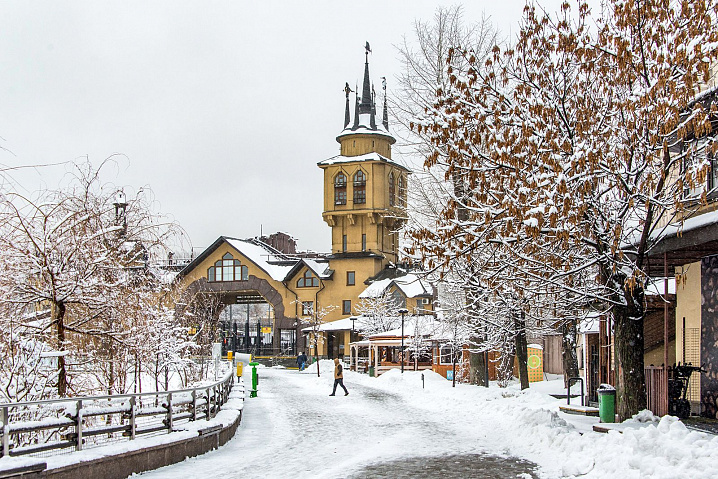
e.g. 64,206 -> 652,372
261,326 -> 272,334
527,345 -> 544,383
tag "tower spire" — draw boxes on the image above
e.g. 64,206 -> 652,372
370,83 -> 377,129
381,77 -> 389,130
359,42 -> 373,116
352,83 -> 360,130
344,82 -> 352,129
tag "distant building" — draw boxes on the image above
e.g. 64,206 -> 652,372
174,47 -> 434,359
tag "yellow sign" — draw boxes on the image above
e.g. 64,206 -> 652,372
261,327 -> 272,334
527,346 -> 544,383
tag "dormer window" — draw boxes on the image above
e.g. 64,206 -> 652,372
334,173 -> 347,205
297,269 -> 319,288
208,252 -> 248,282
353,170 -> 366,204
389,172 -> 395,206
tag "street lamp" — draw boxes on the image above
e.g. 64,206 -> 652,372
398,309 -> 409,373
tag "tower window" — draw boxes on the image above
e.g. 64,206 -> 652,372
342,300 -> 352,315
389,172 -> 395,206
347,271 -> 355,286
362,234 -> 366,252
297,270 -> 319,288
398,175 -> 406,207
342,234 -> 347,252
208,252 -> 248,282
353,170 -> 366,204
334,173 -> 347,205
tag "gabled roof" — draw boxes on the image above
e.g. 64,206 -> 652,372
284,258 -> 333,282
359,273 -> 434,299
176,236 -> 296,282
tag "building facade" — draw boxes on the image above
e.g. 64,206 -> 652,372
173,48 -> 431,360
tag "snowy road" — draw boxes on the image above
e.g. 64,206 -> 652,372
138,365 -> 537,479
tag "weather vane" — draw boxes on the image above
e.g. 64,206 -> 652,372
365,41 -> 371,58
344,82 -> 353,99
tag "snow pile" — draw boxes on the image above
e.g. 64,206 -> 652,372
329,368 -> 718,478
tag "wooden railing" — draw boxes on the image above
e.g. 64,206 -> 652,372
0,367 -> 237,459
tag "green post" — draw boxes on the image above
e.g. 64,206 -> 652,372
598,385 -> 616,423
250,362 -> 259,398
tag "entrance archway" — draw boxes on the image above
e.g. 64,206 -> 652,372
176,275 -> 302,357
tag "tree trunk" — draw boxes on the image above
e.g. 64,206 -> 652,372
515,311 -> 530,390
54,301 -> 68,397
562,320 -> 580,387
613,287 -> 647,421
315,333 -> 321,378
469,347 -> 488,386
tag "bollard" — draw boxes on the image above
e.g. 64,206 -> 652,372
227,350 -> 233,361
421,373 -> 425,389
237,361 -> 243,377
249,362 -> 259,398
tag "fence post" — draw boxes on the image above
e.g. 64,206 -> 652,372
75,400 -> 83,451
191,390 -> 197,421
2,406 -> 9,458
213,386 -> 217,417
166,393 -> 173,433
205,388 -> 211,420
129,396 -> 136,440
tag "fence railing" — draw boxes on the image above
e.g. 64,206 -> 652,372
0,367 -> 237,459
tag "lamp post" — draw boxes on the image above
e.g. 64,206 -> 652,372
399,309 -> 409,373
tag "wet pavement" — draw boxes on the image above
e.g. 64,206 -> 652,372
349,454 -> 537,478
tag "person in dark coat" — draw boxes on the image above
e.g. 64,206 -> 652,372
299,352 -> 307,371
329,358 -> 348,396
296,352 -> 306,371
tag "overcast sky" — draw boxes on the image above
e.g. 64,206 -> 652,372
0,1 -> 564,254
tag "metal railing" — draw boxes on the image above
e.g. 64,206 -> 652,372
0,367 -> 238,459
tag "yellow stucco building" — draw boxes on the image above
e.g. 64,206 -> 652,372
174,49 -> 433,360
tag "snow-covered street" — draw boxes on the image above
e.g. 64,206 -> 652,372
138,363 -> 537,479
138,362 -> 718,479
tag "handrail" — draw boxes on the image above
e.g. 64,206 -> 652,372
0,364 -> 240,459
567,377 -> 585,406
0,368 -> 235,409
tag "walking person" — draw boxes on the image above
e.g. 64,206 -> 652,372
296,352 -> 306,371
329,358 -> 348,396
300,351 -> 308,371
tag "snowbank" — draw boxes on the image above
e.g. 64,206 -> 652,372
338,369 -> 718,478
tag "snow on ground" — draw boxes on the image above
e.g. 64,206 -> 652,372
135,362 -> 718,479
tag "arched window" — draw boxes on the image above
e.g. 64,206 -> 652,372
297,269 -> 319,288
398,175 -> 406,207
334,173 -> 347,205
388,172 -> 395,206
353,170 -> 366,204
208,252 -> 248,282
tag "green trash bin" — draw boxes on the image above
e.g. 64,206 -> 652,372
369,366 -> 375,377
597,384 -> 616,423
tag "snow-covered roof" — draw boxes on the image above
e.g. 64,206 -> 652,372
650,210 -> 718,243
224,238 -> 294,281
368,315 -> 438,339
301,316 -> 369,333
335,113 -> 394,140
359,273 -> 433,299
317,152 -> 409,172
645,277 -> 677,296
301,259 -> 332,279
